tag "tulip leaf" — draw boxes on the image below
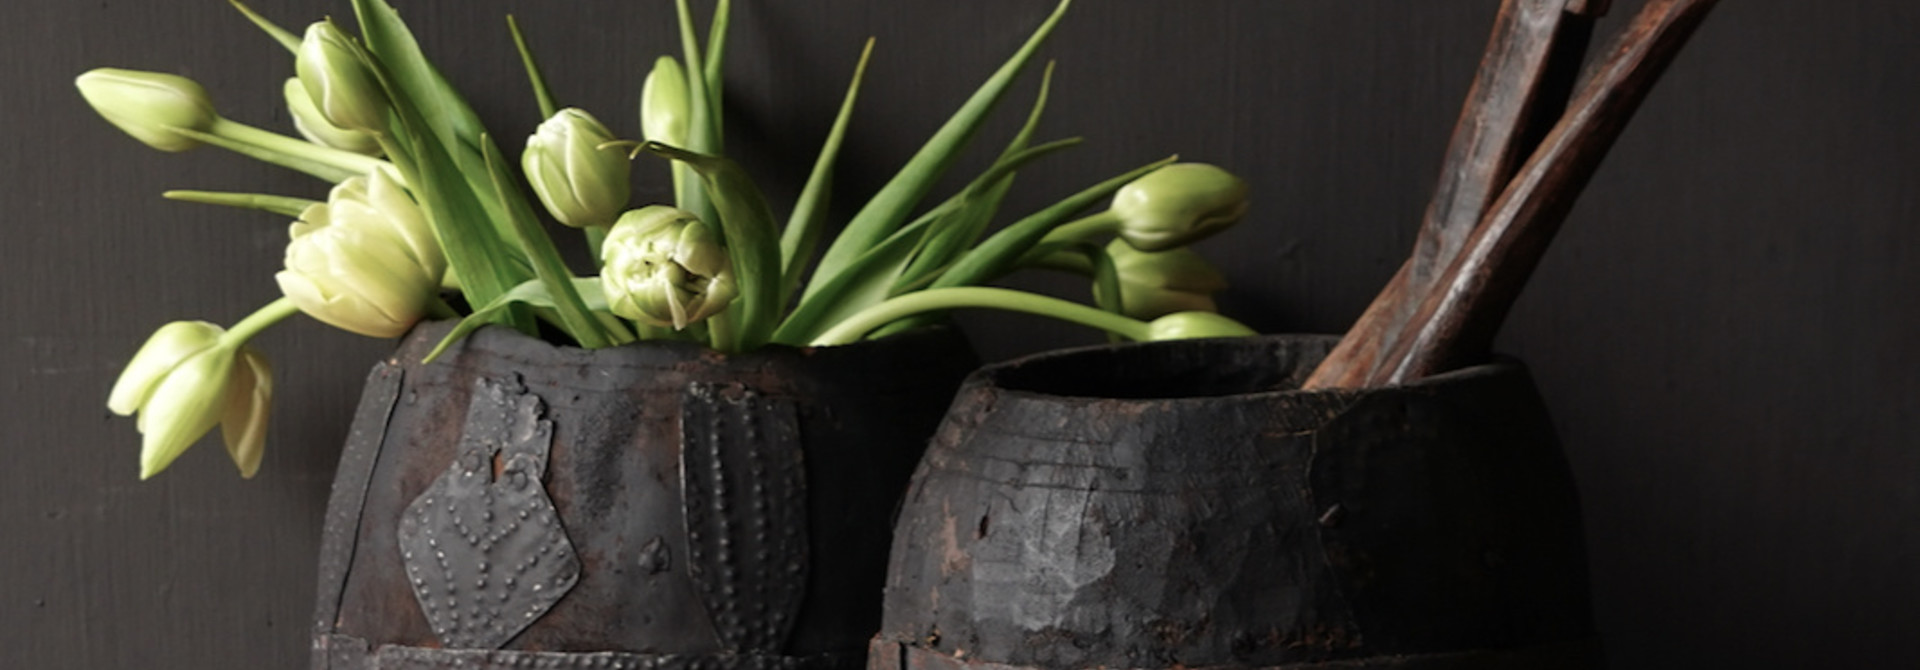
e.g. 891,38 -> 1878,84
388,111 -> 535,334
641,142 -> 782,351
704,0 -> 731,147
934,155 -> 1176,291
897,61 -> 1057,288
773,137 -> 1080,345
424,277 -> 617,363
506,15 -> 560,119
806,0 -> 1072,295
227,0 -> 302,53
671,0 -> 718,226
167,126 -> 359,183
480,135 -> 619,349
162,190 -> 318,217
779,38 -> 873,301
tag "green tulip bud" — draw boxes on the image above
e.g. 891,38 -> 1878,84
74,68 -> 220,152
276,168 -> 443,338
640,56 -> 690,147
1110,163 -> 1250,251
523,108 -> 632,228
282,77 -> 382,156
295,20 -> 389,134
1102,240 -> 1230,320
107,322 -> 273,479
601,205 -> 738,329
1144,311 -> 1257,341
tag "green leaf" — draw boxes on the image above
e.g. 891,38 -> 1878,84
774,137 -> 1081,345
162,190 -> 317,217
780,38 -> 874,300
424,277 -> 615,362
642,142 -> 782,351
934,155 -> 1175,291
481,135 -> 623,348
227,0 -> 301,53
704,0 -> 731,148
806,0 -> 1073,293
671,0 -> 718,226
507,15 -> 560,119
897,61 -> 1057,287
386,107 -> 535,333
167,126 -> 359,183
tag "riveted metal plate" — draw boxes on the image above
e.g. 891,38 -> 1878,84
680,382 -> 809,653
397,375 -> 580,650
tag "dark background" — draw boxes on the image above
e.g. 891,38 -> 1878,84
6,1 -> 1916,667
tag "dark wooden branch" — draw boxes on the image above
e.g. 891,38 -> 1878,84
1303,0 -> 1599,389
1371,0 -> 1722,385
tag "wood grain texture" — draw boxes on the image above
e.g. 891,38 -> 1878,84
4,1 -> 1918,669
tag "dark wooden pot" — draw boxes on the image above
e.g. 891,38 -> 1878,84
871,335 -> 1598,670
311,320 -> 979,670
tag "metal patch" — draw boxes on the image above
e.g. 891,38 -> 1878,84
397,375 -> 580,650
680,383 -> 809,653
315,363 -> 404,641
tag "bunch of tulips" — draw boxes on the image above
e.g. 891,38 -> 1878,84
81,0 -> 1257,479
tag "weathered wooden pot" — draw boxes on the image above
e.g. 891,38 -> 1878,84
872,335 -> 1598,670
312,320 -> 979,670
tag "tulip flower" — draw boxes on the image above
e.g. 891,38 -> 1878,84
523,108 -> 631,228
1042,163 -> 1250,252
283,78 -> 382,156
601,205 -> 737,329
74,68 -> 219,152
107,321 -> 275,479
640,56 -> 690,147
1102,240 -> 1230,320
276,168 -> 445,338
1143,311 -> 1257,341
295,19 -> 389,134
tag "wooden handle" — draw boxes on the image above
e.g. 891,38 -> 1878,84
1372,0 -> 1722,385
1303,0 -> 1599,390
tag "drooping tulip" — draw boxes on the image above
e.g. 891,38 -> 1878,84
1143,311 -> 1258,341
600,205 -> 737,329
1109,163 -> 1249,251
107,322 -> 273,479
276,169 -> 443,338
74,68 -> 220,152
295,19 -> 389,134
523,108 -> 631,228
282,77 -> 382,156
1101,240 -> 1230,320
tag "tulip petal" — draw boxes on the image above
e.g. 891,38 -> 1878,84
137,347 -> 237,479
221,348 -> 273,479
108,321 -> 223,416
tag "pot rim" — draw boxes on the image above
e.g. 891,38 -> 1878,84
976,333 -> 1528,405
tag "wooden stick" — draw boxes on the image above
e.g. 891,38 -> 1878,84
1304,0 -> 1600,389
1371,0 -> 1721,385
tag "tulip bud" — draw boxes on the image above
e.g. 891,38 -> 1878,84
1102,240 -> 1230,320
74,68 -> 220,152
107,322 -> 274,479
601,205 -> 737,329
296,20 -> 389,134
1110,163 -> 1249,251
1144,311 -> 1257,341
276,169 -> 444,338
640,56 -> 690,147
283,77 -> 382,156
523,108 -> 632,228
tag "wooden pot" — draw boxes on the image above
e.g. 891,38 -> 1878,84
311,320 -> 979,670
871,335 -> 1598,670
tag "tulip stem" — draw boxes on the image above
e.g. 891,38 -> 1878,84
1037,210 -> 1120,247
222,297 -> 302,346
811,287 -> 1148,346
211,118 -> 390,177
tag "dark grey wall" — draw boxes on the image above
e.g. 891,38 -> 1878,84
6,1 -> 1915,667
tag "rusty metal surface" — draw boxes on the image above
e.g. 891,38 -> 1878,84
315,321 -> 979,668
868,637 -> 1601,670
397,375 -> 580,649
317,634 -> 864,670
876,335 -> 1593,669
681,383 -> 809,652
315,363 -> 406,663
